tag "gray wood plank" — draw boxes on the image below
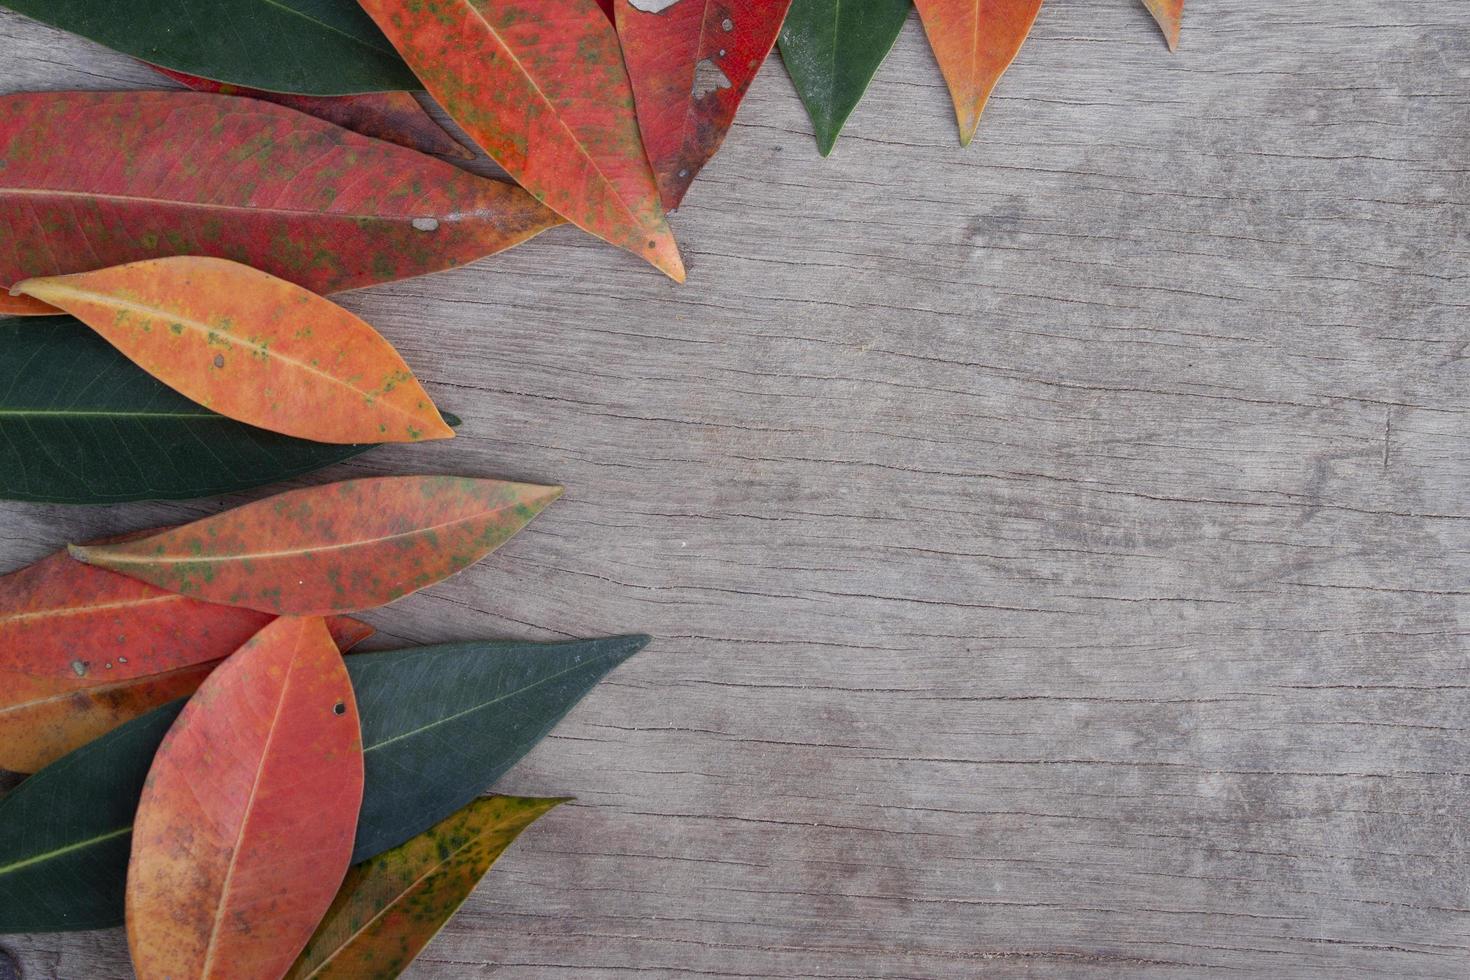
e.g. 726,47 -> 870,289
0,1 -> 1467,977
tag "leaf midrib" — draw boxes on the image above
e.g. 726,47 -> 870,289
0,187 -> 441,225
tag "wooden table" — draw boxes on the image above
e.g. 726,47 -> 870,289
2,2 -> 1467,976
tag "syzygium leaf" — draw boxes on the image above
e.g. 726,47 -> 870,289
0,532 -> 370,772
1142,0 -> 1182,51
69,475 -> 563,615
0,0 -> 416,95
149,65 -> 474,160
356,0 -> 686,281
0,91 -> 559,316
126,617 -> 364,979
779,0 -> 911,156
616,0 -> 793,210
14,257 -> 455,445
0,635 -> 648,932
287,796 -> 566,979
913,0 -> 1044,146
0,317 -> 461,504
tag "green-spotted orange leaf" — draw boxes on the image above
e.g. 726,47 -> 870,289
615,0 -> 793,210
287,796 -> 565,979
13,257 -> 454,445
0,635 -> 646,932
356,0 -> 685,281
70,475 -> 563,616
913,0 -> 1044,146
778,0 -> 911,156
0,91 -> 559,317
149,65 -> 474,160
126,617 -> 364,979
1143,0 -> 1182,50
0,532 -> 370,774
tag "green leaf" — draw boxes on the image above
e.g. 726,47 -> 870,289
0,634 -> 647,932
778,0 -> 912,155
0,317 -> 460,504
0,0 -> 416,95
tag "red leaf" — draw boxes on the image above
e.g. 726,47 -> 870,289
148,65 -> 475,160
0,91 -> 560,316
70,476 -> 563,616
126,617 -> 363,979
596,0 -> 615,19
356,0 -> 686,281
913,0 -> 1046,146
1143,0 -> 1183,51
615,0 -> 792,210
15,256 -> 456,445
0,533 -> 370,773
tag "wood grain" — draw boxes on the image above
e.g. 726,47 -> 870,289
1,2 -> 1467,976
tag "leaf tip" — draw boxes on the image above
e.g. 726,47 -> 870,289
65,542 -> 96,565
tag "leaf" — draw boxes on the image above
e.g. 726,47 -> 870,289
0,317 -> 461,504
0,530 -> 371,773
287,796 -> 565,979
778,0 -> 911,156
0,91 -> 560,317
0,0 -> 415,95
597,0 -> 615,17
70,475 -> 562,615
616,0 -> 793,210
14,257 -> 455,445
1142,0 -> 1183,51
126,617 -> 363,979
0,634 -> 648,932
356,0 -> 686,281
0,532 -> 372,773
913,1 -> 1044,146
149,65 -> 474,160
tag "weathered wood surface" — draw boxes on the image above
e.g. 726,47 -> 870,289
2,3 -> 1468,977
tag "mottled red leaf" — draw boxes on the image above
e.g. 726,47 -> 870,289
70,476 -> 563,616
1143,0 -> 1183,51
615,0 -> 792,210
14,257 -> 455,445
148,65 -> 475,160
357,0 -> 685,281
126,617 -> 363,979
913,0 -> 1045,146
0,90 -> 559,316
0,532 -> 370,774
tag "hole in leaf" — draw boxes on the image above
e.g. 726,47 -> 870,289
333,701 -> 346,716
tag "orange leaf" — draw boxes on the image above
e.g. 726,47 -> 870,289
914,0 -> 1046,146
356,0 -> 686,281
70,475 -> 563,616
12,257 -> 454,445
1143,0 -> 1183,51
0,533 -> 370,773
126,616 -> 364,980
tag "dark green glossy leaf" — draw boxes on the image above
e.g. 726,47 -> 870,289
0,317 -> 460,504
779,0 -> 911,155
0,634 -> 647,932
0,0 -> 415,95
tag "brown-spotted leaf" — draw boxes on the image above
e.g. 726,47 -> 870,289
148,65 -> 475,160
70,476 -> 563,616
0,90 -> 559,317
1143,0 -> 1183,50
287,796 -> 565,979
14,257 -> 454,445
356,0 -> 685,281
0,532 -> 370,774
914,0 -> 1046,146
126,617 -> 364,979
